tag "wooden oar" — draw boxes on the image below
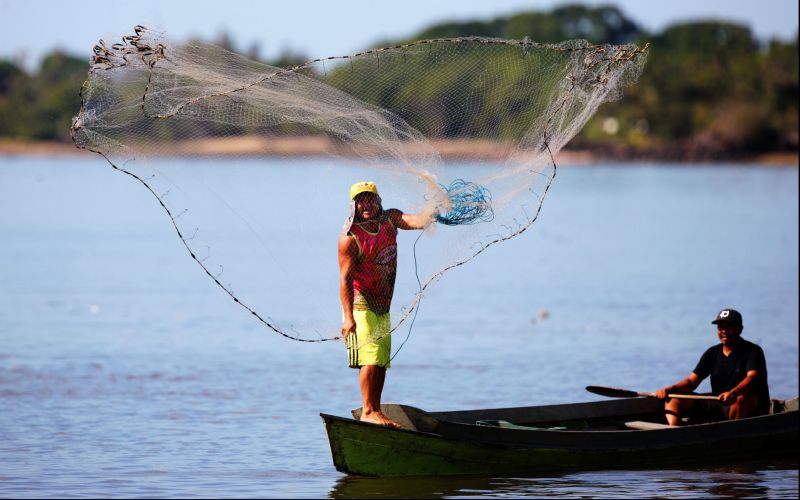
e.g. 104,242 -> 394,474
586,385 -> 719,401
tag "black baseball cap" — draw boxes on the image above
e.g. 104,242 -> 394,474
712,308 -> 743,327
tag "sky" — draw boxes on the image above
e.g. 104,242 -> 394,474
1,0 -> 798,70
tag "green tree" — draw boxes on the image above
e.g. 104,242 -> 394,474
0,8 -> 797,158
762,37 -> 799,149
0,61 -> 28,136
413,4 -> 642,44
0,52 -> 87,140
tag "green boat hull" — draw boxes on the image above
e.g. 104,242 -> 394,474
321,398 -> 799,477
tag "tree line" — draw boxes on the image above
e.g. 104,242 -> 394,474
0,4 -> 796,160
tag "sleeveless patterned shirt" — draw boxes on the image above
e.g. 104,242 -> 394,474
348,218 -> 397,314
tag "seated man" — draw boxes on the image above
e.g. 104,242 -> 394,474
655,308 -> 769,426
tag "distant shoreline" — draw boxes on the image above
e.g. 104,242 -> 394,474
1,138 -> 797,166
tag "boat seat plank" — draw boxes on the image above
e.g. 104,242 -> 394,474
475,419 -> 567,431
624,420 -> 674,430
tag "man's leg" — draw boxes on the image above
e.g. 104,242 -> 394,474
728,393 -> 759,420
664,398 -> 694,426
359,365 -> 400,428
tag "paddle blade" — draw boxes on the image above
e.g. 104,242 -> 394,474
585,385 -> 641,398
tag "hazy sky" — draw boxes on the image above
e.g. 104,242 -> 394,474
1,0 -> 797,69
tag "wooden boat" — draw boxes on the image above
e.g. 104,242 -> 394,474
321,397 -> 799,477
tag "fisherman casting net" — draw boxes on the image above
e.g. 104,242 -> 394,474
71,27 -> 647,346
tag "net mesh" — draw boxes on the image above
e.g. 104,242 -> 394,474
71,26 -> 648,346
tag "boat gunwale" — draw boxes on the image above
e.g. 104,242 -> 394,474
321,397 -> 799,443
320,397 -> 798,436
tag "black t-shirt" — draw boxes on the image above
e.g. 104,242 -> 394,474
693,338 -> 770,414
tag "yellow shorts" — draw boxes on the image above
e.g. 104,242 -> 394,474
347,309 -> 391,369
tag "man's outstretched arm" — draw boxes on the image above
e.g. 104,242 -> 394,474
387,208 -> 433,230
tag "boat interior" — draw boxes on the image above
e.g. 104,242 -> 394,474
351,397 -> 799,433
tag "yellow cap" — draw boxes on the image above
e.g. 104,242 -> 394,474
350,181 -> 379,200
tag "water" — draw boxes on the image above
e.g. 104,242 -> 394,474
1,156 -> 797,498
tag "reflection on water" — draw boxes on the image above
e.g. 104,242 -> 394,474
329,461 -> 799,499
1,157 -> 797,498
329,475 -> 500,499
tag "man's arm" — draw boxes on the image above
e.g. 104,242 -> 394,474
387,208 -> 433,230
655,373 -> 701,399
719,345 -> 767,404
719,370 -> 759,404
338,235 -> 357,339
656,347 -> 714,399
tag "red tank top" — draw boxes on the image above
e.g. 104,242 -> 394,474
348,218 -> 398,313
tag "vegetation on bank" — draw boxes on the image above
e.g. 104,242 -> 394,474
0,5 -> 797,160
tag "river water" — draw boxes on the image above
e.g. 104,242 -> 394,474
1,156 -> 797,498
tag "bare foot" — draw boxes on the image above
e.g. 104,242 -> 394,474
360,411 -> 402,429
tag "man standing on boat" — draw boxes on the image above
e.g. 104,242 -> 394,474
338,181 -> 431,428
655,308 -> 770,425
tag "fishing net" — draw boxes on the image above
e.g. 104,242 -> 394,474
71,26 -> 647,346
